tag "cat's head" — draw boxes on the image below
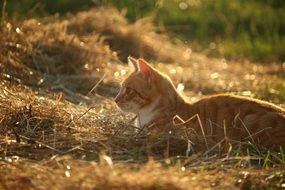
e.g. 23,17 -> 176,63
114,56 -> 178,114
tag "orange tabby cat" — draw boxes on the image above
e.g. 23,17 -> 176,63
115,56 -> 285,151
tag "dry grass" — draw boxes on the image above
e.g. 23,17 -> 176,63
0,7 -> 285,190
65,7 -> 190,63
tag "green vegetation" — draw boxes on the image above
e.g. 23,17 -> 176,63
2,0 -> 285,62
157,0 -> 285,62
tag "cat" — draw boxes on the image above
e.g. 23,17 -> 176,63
115,56 -> 285,152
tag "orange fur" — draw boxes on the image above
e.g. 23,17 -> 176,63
115,57 -> 285,150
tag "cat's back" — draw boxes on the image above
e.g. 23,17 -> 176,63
192,94 -> 285,114
187,94 -> 285,149
190,94 -> 285,128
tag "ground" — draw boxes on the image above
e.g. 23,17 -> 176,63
0,7 -> 285,190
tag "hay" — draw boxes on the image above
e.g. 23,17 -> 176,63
0,6 -> 284,189
66,7 -> 190,63
0,6 -> 192,162
0,17 -> 117,96
0,10 -> 125,159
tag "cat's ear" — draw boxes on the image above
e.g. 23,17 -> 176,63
128,56 -> 138,71
137,59 -> 152,79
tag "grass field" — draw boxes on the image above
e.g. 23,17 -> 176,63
0,6 -> 285,190
3,0 -> 285,63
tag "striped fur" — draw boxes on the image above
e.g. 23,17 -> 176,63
115,57 -> 285,150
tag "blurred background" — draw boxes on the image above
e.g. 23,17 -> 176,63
2,0 -> 285,63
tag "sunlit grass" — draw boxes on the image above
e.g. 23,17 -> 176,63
0,5 -> 285,190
